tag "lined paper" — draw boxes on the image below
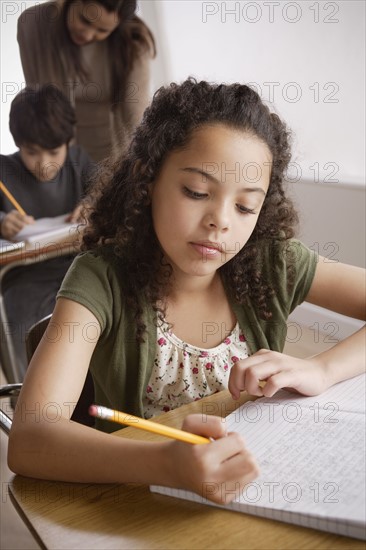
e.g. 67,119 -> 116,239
14,215 -> 78,244
0,239 -> 25,254
151,374 -> 366,540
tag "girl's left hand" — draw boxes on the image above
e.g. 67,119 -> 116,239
228,349 -> 329,399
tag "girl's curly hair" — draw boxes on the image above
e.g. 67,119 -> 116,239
82,78 -> 298,341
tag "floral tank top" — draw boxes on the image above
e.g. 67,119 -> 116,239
143,320 -> 249,418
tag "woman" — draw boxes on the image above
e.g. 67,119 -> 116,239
17,0 -> 156,162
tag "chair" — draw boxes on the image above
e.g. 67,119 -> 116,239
0,384 -> 22,434
0,314 -> 95,434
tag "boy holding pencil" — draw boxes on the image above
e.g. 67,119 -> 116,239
0,85 -> 94,375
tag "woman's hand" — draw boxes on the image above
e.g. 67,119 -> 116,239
1,210 -> 34,239
164,414 -> 259,505
228,349 -> 330,399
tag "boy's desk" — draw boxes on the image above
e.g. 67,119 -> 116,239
8,391 -> 364,550
0,234 -> 80,267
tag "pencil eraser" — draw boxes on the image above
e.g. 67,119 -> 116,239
89,405 -> 98,417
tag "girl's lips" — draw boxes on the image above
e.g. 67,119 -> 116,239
190,242 -> 222,257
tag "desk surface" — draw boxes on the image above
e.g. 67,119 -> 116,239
9,391 -> 364,550
0,233 -> 80,266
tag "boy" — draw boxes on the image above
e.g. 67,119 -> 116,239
0,85 -> 94,376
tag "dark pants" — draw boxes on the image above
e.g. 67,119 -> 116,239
2,256 -> 74,378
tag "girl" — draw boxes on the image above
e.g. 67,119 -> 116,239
8,79 -> 365,504
17,0 -> 156,162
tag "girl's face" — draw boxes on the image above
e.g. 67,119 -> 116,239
67,1 -> 120,46
151,124 -> 272,283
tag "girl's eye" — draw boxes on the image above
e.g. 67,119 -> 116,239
183,186 -> 207,199
236,204 -> 256,215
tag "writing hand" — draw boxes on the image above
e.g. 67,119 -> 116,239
1,210 -> 34,240
165,414 -> 259,505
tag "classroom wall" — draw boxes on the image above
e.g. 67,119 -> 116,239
146,0 -> 365,185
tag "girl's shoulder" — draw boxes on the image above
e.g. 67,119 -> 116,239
255,237 -> 316,273
58,246 -> 127,332
67,246 -> 123,279
252,237 -> 318,312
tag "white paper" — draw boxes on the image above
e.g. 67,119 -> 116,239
14,214 -> 78,243
151,374 -> 366,540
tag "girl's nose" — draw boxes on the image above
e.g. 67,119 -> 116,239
205,204 -> 230,232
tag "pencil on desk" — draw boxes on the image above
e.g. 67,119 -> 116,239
89,405 -> 211,445
0,180 -> 27,216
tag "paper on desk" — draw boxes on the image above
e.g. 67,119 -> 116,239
0,238 -> 25,254
14,214 -> 78,244
151,374 -> 366,540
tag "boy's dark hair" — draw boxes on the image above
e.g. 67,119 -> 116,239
83,78 -> 298,341
9,85 -> 76,149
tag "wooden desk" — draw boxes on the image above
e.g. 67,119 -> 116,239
0,233 -> 80,267
9,391 -> 364,550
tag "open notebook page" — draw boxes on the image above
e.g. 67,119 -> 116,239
14,214 -> 78,244
151,374 -> 366,540
0,239 -> 25,254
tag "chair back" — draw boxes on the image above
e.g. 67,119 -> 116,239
0,384 -> 22,435
26,315 -> 95,426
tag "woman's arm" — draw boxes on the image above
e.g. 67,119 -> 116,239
229,257 -> 365,398
113,48 -> 153,150
8,298 -> 258,503
17,7 -> 43,86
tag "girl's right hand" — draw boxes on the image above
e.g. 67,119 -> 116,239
1,210 -> 34,239
164,414 -> 259,505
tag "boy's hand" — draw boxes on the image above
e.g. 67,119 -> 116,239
66,204 -> 84,224
228,350 -> 329,399
165,414 -> 259,505
1,210 -> 34,240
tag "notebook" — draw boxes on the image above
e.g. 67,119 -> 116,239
14,214 -> 79,244
0,238 -> 25,254
151,374 -> 366,540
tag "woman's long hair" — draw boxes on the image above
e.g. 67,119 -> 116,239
83,79 -> 298,341
55,0 -> 155,106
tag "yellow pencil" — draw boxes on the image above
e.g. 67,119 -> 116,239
89,405 -> 211,445
0,180 -> 27,216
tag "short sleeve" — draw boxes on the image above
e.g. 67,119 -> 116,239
261,239 -> 318,315
57,252 -> 115,333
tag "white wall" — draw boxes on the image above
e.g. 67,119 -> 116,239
151,0 -> 365,186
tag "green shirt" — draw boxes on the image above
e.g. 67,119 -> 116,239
58,239 -> 317,432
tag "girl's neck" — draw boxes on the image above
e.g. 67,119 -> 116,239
163,271 -> 235,349
168,271 -> 221,302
